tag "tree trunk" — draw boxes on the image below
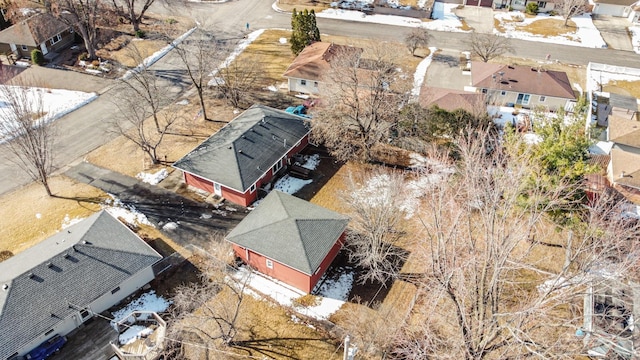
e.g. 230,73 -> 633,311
196,85 -> 208,121
79,27 -> 97,59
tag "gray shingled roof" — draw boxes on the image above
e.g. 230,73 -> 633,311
172,104 -> 311,192
0,211 -> 161,359
226,191 -> 349,275
0,13 -> 69,47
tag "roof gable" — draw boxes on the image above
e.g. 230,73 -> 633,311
471,62 -> 576,100
283,42 -> 361,81
0,211 -> 161,359
420,87 -> 485,113
0,13 -> 68,47
226,191 -> 349,274
173,105 -> 311,192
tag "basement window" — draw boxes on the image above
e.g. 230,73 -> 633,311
21,45 -> 27,51
300,80 -> 307,86
539,96 -> 546,102
111,286 -> 120,294
266,259 -> 273,269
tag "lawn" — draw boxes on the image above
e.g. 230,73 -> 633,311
603,79 -> 640,98
516,18 -> 578,38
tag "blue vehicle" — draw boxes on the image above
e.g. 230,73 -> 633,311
285,105 -> 311,118
25,335 -> 66,360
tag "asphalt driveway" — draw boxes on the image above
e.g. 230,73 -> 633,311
64,162 -> 247,249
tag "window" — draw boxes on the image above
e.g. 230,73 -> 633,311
272,158 -> 283,174
266,259 -> 273,269
481,88 -> 488,94
111,286 -> 120,294
539,95 -> 546,102
300,79 -> 307,86
21,45 -> 27,51
516,93 -> 531,105
45,329 -> 54,336
50,34 -> 62,45
249,183 -> 256,193
314,81 -> 318,87
538,1 -> 547,7
500,91 -> 507,96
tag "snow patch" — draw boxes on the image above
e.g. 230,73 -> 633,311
411,47 -> 437,98
61,214 -> 84,229
162,222 -> 178,230
136,168 -> 169,185
103,194 -> 153,227
118,325 -> 153,345
111,291 -> 172,326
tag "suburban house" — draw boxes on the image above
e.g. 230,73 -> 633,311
604,98 -> 640,193
592,0 -> 640,23
466,62 -> 576,111
283,42 -> 361,95
226,190 -> 350,293
0,211 -> 162,360
491,0 -> 558,11
420,87 -> 486,113
0,12 -> 74,60
173,104 -> 311,207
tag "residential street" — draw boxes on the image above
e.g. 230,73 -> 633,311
0,0 -> 640,196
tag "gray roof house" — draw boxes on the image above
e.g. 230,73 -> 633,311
226,190 -> 349,293
173,104 -> 312,206
0,12 -> 74,60
0,211 -> 162,359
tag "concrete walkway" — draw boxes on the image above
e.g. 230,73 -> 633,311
64,162 -> 247,249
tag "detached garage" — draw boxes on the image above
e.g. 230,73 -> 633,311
592,0 -> 636,17
226,191 -> 350,293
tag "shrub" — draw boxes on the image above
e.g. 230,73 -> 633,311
548,10 -> 558,15
135,29 -> 146,38
508,5 -> 514,10
166,18 -> 177,25
31,49 -> 45,65
292,294 -> 320,307
78,52 -> 89,61
91,60 -> 100,67
525,2 -> 538,14
0,250 -> 13,262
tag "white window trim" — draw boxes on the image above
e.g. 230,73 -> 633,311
272,158 -> 283,174
249,183 -> 256,193
50,34 -> 62,45
500,90 -> 506,96
266,259 -> 273,269
300,79 -> 307,86
21,45 -> 27,51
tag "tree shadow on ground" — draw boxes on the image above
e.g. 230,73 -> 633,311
232,336 -> 335,360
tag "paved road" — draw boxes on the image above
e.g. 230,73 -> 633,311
1,0 -> 640,196
64,162 -> 246,247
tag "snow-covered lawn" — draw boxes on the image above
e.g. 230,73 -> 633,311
0,86 -> 97,142
232,265 -> 354,321
629,26 -> 640,54
586,63 -> 640,93
317,1 -> 467,31
111,291 -> 172,325
118,325 -> 154,345
494,12 -> 606,48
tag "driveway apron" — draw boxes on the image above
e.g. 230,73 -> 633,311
64,162 -> 246,249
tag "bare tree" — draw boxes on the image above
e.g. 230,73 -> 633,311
173,29 -> 223,121
209,55 -> 260,109
312,44 -> 411,162
469,33 -> 512,62
120,47 -> 173,133
110,0 -> 156,33
557,0 -> 588,26
168,242 -> 250,354
46,0 -> 101,59
393,132 -> 640,359
111,85 -> 178,165
404,27 -> 430,57
345,169 -> 410,285
0,84 -> 54,196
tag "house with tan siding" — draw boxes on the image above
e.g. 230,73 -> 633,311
467,62 -> 577,111
0,13 -> 74,60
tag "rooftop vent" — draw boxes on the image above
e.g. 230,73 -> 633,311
64,253 -> 71,259
28,273 -> 35,279
47,262 -> 53,268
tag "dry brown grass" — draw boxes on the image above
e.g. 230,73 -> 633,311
276,0 -> 333,13
459,19 -> 474,31
182,288 -> 340,359
0,176 -> 107,255
494,18 -> 506,33
85,98 -> 233,177
108,39 -> 168,68
603,80 -> 640,99
491,55 -> 587,94
236,30 -> 296,89
517,18 -> 577,38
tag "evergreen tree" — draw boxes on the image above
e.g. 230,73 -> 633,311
290,8 -> 321,55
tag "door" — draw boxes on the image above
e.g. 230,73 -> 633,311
516,93 -> 530,105
213,183 -> 222,196
39,43 -> 48,55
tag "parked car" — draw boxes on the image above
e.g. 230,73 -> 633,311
24,335 -> 67,360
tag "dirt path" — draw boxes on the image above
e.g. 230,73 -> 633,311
64,162 -> 247,249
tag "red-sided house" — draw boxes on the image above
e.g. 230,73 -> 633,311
226,190 -> 350,293
172,104 -> 311,207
